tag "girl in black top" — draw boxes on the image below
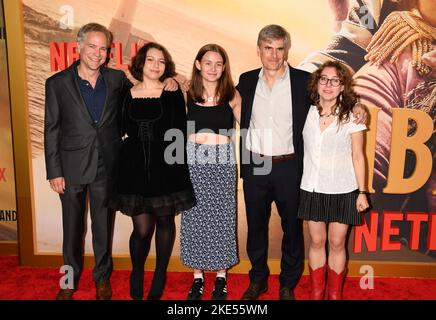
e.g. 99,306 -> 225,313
180,44 -> 241,300
110,42 -> 195,300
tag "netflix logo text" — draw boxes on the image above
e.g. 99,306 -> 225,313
354,211 -> 436,252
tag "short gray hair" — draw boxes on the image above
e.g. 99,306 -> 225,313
77,22 -> 113,47
257,24 -> 291,50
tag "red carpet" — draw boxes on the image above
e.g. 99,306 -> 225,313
0,256 -> 435,300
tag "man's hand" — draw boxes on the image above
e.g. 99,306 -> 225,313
49,177 -> 65,194
180,79 -> 191,93
352,102 -> 368,125
162,77 -> 179,91
173,74 -> 190,93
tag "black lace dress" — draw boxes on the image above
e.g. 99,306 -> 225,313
109,89 -> 196,216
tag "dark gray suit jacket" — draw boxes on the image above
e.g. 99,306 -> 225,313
236,65 -> 312,179
44,60 -> 130,185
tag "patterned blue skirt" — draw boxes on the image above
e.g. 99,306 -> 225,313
180,141 -> 239,270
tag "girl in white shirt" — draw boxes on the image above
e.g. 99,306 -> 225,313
297,60 -> 369,300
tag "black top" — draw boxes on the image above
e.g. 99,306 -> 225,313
109,89 -> 196,216
186,98 -> 234,137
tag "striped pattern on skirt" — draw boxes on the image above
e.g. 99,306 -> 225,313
297,189 -> 362,225
180,141 -> 239,270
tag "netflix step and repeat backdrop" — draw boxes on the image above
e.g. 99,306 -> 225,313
21,0 -> 435,263
0,0 -> 17,242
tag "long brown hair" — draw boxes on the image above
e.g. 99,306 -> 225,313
189,44 -> 235,104
308,60 -> 359,125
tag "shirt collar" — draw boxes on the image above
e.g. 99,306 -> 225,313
74,59 -> 107,79
258,62 -> 290,82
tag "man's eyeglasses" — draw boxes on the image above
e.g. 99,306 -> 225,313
319,76 -> 341,87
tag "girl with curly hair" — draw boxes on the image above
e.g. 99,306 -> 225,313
297,60 -> 369,300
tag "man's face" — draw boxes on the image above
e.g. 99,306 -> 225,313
78,31 -> 108,72
257,38 -> 288,72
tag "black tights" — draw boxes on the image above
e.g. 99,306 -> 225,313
129,213 -> 175,299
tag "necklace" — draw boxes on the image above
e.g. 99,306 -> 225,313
207,96 -> 214,103
320,113 -> 332,125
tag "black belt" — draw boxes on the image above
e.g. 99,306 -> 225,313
252,152 -> 296,163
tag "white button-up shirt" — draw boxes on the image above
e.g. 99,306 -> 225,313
246,64 -> 294,156
300,105 -> 366,194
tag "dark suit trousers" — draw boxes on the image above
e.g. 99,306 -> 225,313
243,158 -> 304,289
60,155 -> 115,286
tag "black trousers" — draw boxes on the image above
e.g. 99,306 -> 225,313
60,156 -> 115,287
242,158 -> 304,289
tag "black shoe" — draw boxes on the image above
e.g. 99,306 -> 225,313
146,293 -> 162,300
241,282 -> 267,300
212,277 -> 227,300
147,274 -> 165,300
129,272 -> 144,300
187,278 -> 204,300
279,287 -> 295,300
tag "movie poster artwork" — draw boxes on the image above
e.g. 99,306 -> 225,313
22,0 -> 435,262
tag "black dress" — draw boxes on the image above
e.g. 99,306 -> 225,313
109,89 -> 196,216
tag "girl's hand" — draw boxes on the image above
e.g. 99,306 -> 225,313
356,194 -> 369,212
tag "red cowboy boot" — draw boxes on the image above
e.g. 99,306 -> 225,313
327,265 -> 346,300
309,264 -> 327,300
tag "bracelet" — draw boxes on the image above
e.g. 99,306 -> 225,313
358,190 -> 368,194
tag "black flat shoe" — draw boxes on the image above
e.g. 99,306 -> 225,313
130,272 -> 144,300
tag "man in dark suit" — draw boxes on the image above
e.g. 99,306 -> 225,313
237,24 -> 310,300
237,25 -> 367,300
44,23 -> 130,300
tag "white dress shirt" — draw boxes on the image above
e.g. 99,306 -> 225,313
246,64 -> 294,156
300,105 -> 366,194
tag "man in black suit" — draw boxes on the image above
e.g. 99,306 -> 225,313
237,25 -> 367,300
44,23 -> 130,300
237,25 -> 310,300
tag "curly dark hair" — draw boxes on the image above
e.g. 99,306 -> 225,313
308,60 -> 359,125
129,42 -> 176,82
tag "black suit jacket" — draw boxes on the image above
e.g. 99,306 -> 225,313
44,60 -> 130,185
236,65 -> 311,179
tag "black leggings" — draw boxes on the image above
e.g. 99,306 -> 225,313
130,213 -> 175,297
